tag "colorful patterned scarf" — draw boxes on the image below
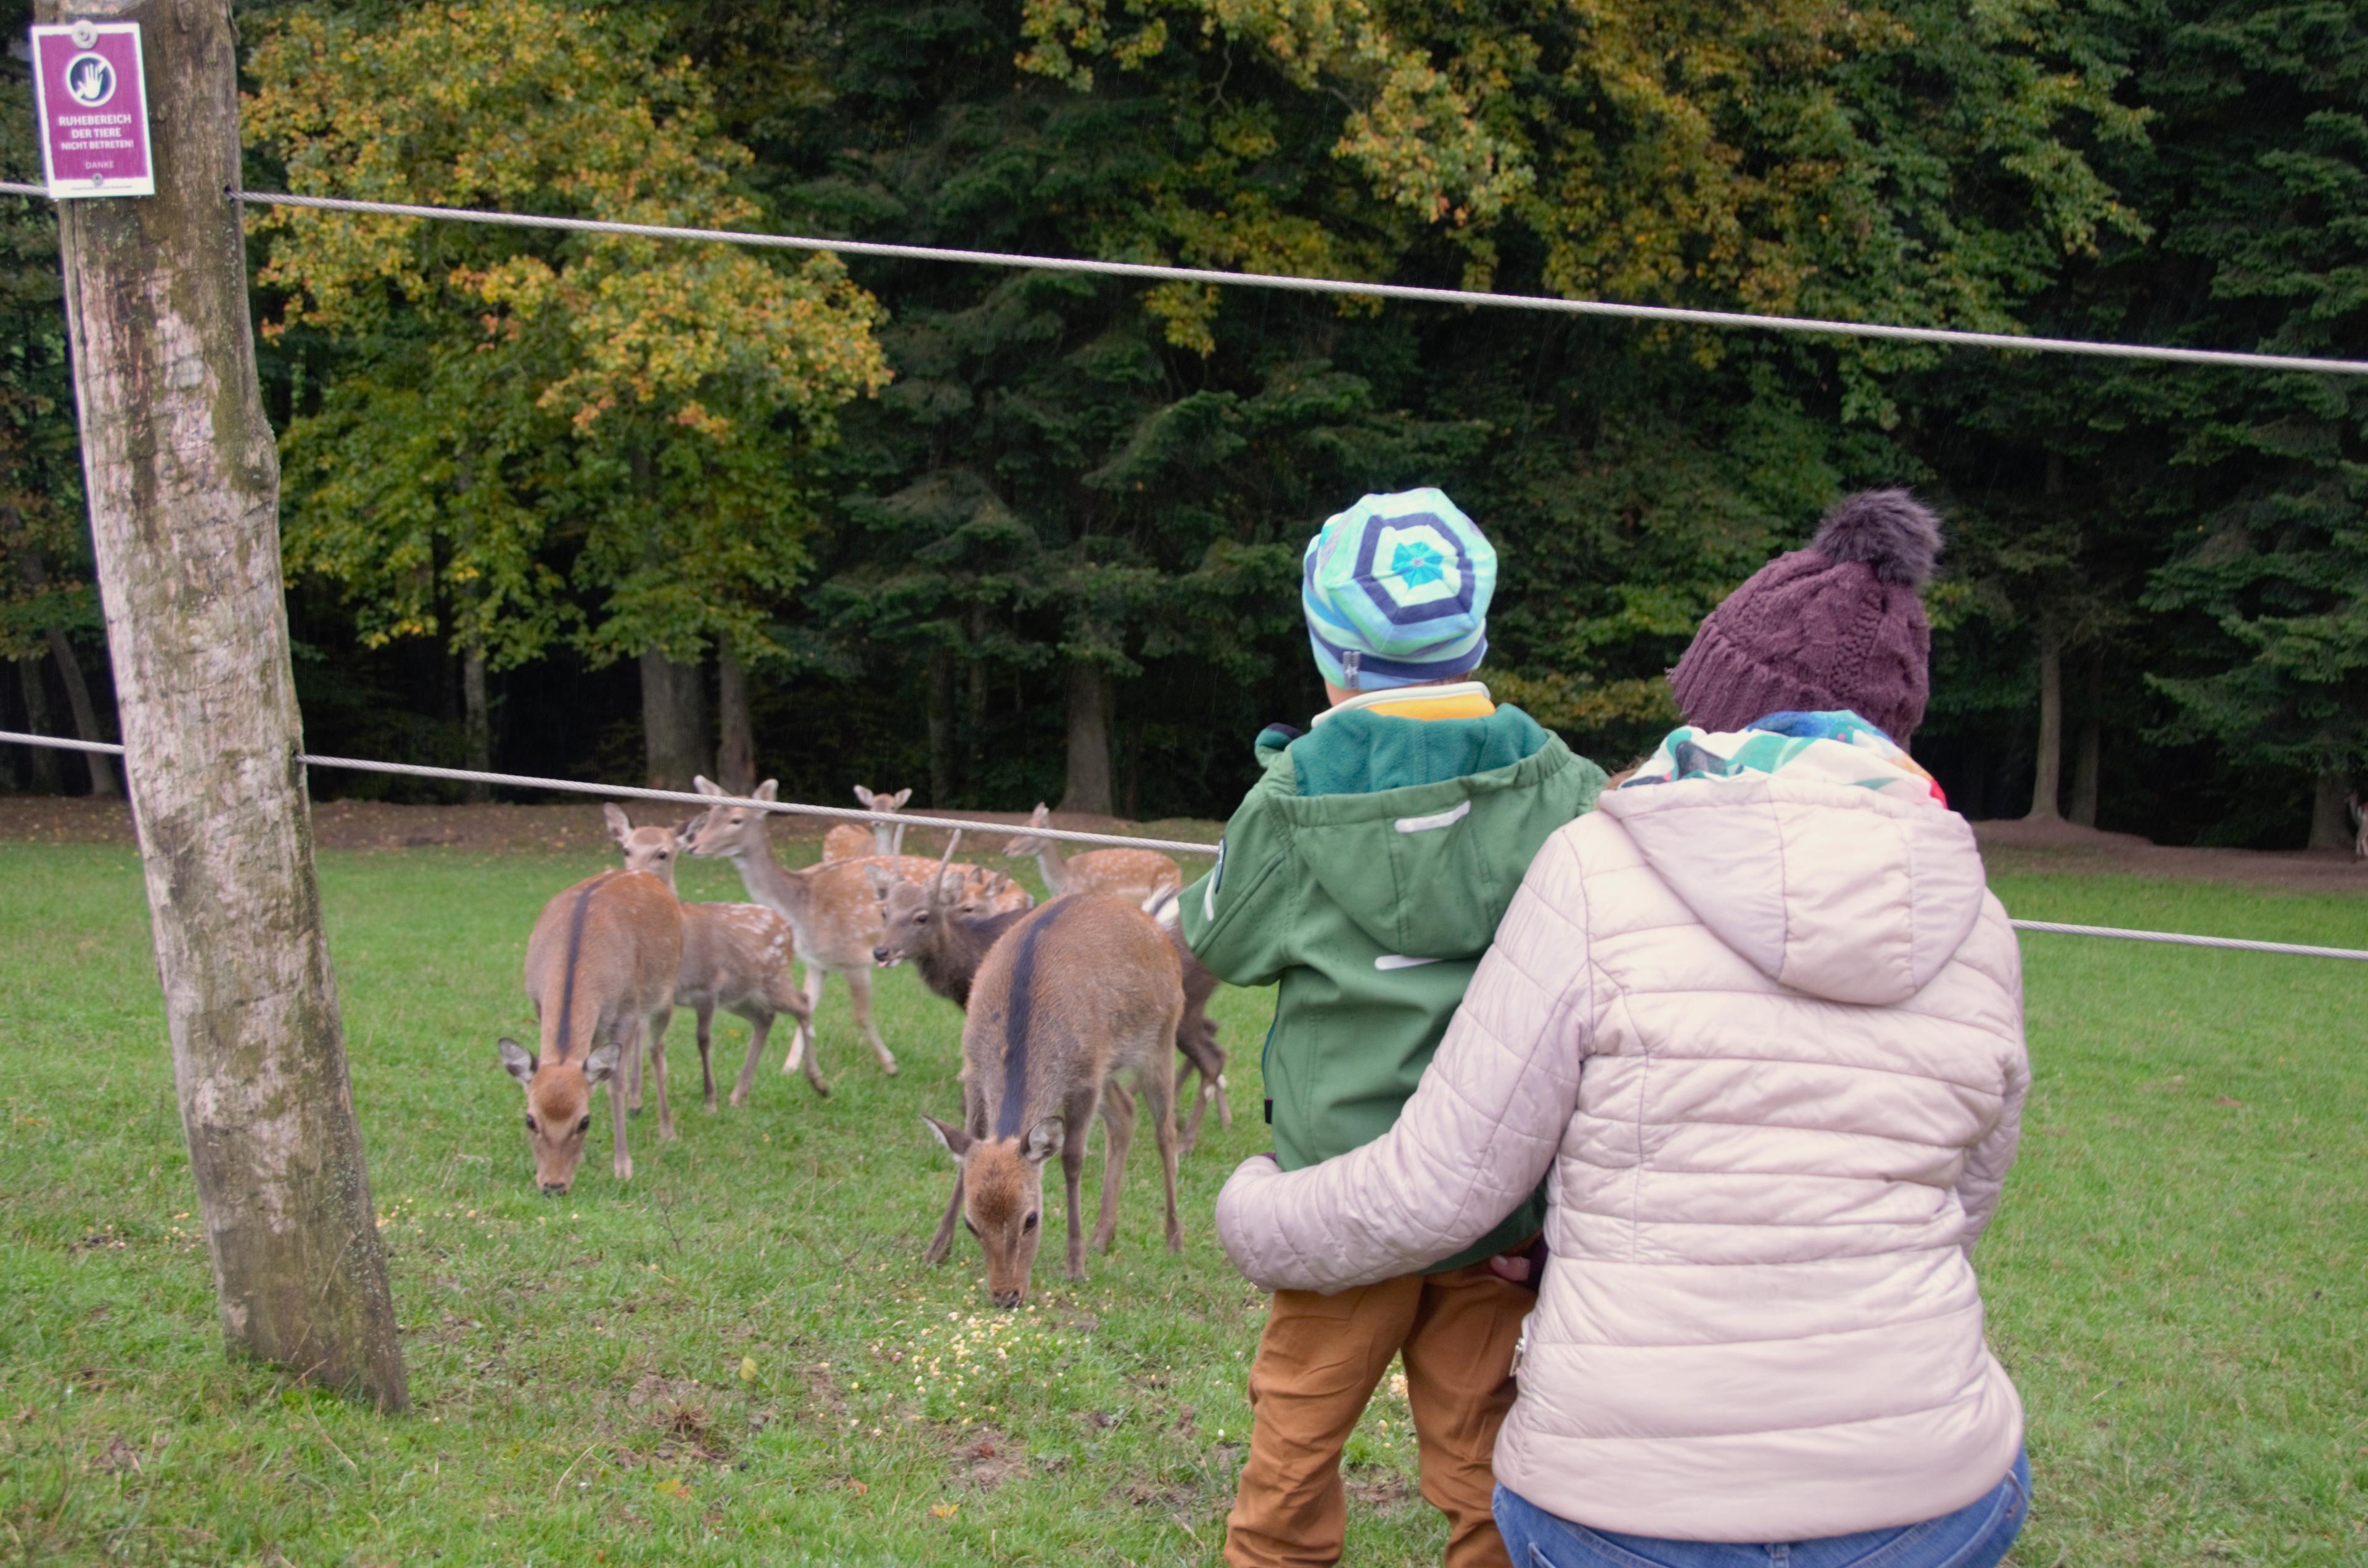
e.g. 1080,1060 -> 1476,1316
1621,710 -> 1947,805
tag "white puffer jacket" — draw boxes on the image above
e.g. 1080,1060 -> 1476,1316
1216,773 -> 2028,1543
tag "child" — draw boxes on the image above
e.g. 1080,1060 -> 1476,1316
1180,489 -> 1606,1568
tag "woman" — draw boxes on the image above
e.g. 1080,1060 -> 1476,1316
1216,491 -> 2031,1568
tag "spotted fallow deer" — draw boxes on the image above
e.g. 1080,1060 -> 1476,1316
921,893 -> 1186,1307
878,835 -> 1228,1151
1005,803 -> 1183,906
688,777 -> 901,1076
498,869 -> 682,1193
605,805 -> 824,1105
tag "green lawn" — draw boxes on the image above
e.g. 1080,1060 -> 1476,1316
1,842 -> 2362,1566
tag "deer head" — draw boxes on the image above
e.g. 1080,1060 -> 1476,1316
499,1036 -> 622,1195
1002,802 -> 1056,859
924,1113 -> 1063,1307
605,803 -> 701,888
871,832 -> 964,966
687,776 -> 776,860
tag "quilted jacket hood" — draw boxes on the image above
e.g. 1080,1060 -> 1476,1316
1595,775 -> 1987,1004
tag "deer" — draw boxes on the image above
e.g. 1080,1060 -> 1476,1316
921,893 -> 1186,1307
876,834 -> 1230,1150
2351,792 -> 2367,862
688,776 -> 901,1077
1005,803 -> 1183,905
823,784 -> 913,863
605,805 -> 825,1106
498,869 -> 682,1194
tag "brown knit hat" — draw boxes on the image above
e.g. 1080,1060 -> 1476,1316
1667,490 -> 1941,742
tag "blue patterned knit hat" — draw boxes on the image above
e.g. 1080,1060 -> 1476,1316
1301,488 -> 1497,690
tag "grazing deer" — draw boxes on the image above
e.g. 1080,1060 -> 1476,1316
688,777 -> 900,1076
921,893 -> 1186,1306
824,784 -> 913,863
877,836 -> 1228,1151
1005,803 -> 1183,905
498,870 -> 682,1193
605,805 -> 824,1106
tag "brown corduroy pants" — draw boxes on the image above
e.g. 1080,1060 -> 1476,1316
1223,1263 -> 1526,1568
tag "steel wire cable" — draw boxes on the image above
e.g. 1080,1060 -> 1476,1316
6,730 -> 2364,960
7,179 -> 2368,376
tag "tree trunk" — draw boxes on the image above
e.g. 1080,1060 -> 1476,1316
964,610 -> 988,790
2308,765 -> 2354,852
46,0 -> 404,1410
12,543 -> 122,797
927,649 -> 955,807
640,648 -> 709,791
2069,654 -> 2102,829
16,659 -> 61,793
1058,660 -> 1114,817
459,643 -> 490,802
2025,615 -> 2062,821
713,634 -> 755,795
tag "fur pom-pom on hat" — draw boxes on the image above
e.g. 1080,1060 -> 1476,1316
1810,490 -> 1942,587
1666,489 -> 1944,743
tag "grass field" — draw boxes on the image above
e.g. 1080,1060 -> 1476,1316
1,838 -> 2362,1566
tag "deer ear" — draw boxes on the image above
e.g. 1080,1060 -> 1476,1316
922,1115 -> 972,1160
853,786 -> 875,807
753,779 -> 779,802
1032,803 -> 1050,826
866,863 -> 895,898
582,1042 -> 622,1086
603,803 -> 632,844
672,814 -> 702,843
890,788 -> 913,809
1022,1117 -> 1064,1165
693,775 -> 723,797
499,1037 -> 536,1086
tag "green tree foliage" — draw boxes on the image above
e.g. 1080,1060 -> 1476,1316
244,1 -> 889,780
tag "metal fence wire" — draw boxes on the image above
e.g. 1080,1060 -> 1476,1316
4,731 -> 2362,962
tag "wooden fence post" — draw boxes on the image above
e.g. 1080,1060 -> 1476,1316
41,0 -> 407,1410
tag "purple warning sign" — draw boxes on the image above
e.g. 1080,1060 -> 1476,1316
30,22 -> 154,199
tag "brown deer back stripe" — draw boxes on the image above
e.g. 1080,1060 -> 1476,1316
995,897 -> 1070,1139
554,872 -> 615,1064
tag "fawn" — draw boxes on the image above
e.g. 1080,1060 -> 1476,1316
605,805 -> 825,1105
879,835 -> 1230,1151
1005,803 -> 1183,905
688,777 -> 900,1076
498,869 -> 682,1193
823,784 -> 913,863
921,893 -> 1186,1306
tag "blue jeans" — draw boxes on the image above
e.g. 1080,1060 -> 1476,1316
1492,1450 -> 2029,1568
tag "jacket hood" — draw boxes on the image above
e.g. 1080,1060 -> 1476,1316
1265,705 -> 1598,959
1595,776 -> 1986,1004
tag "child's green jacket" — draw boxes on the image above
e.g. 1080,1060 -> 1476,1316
1180,700 -> 1606,1271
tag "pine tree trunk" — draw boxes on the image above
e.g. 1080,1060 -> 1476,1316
16,659 -> 60,792
45,0 -> 405,1410
713,634 -> 755,794
640,649 -> 709,791
459,644 -> 490,802
927,649 -> 955,807
2026,617 -> 2063,821
2308,766 -> 2354,852
1059,661 -> 1114,817
2068,654 -> 2102,829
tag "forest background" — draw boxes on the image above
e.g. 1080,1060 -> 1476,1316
3,0 -> 2364,848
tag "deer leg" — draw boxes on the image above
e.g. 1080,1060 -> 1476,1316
1141,1059 -> 1183,1254
787,963 -> 825,1073
1092,1082 -> 1135,1257
924,1169 -> 966,1266
608,1023 -> 636,1183
626,1014 -> 646,1112
844,965 -> 896,1076
648,1007 -> 676,1141
696,1003 -> 717,1113
731,1009 -> 767,1107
